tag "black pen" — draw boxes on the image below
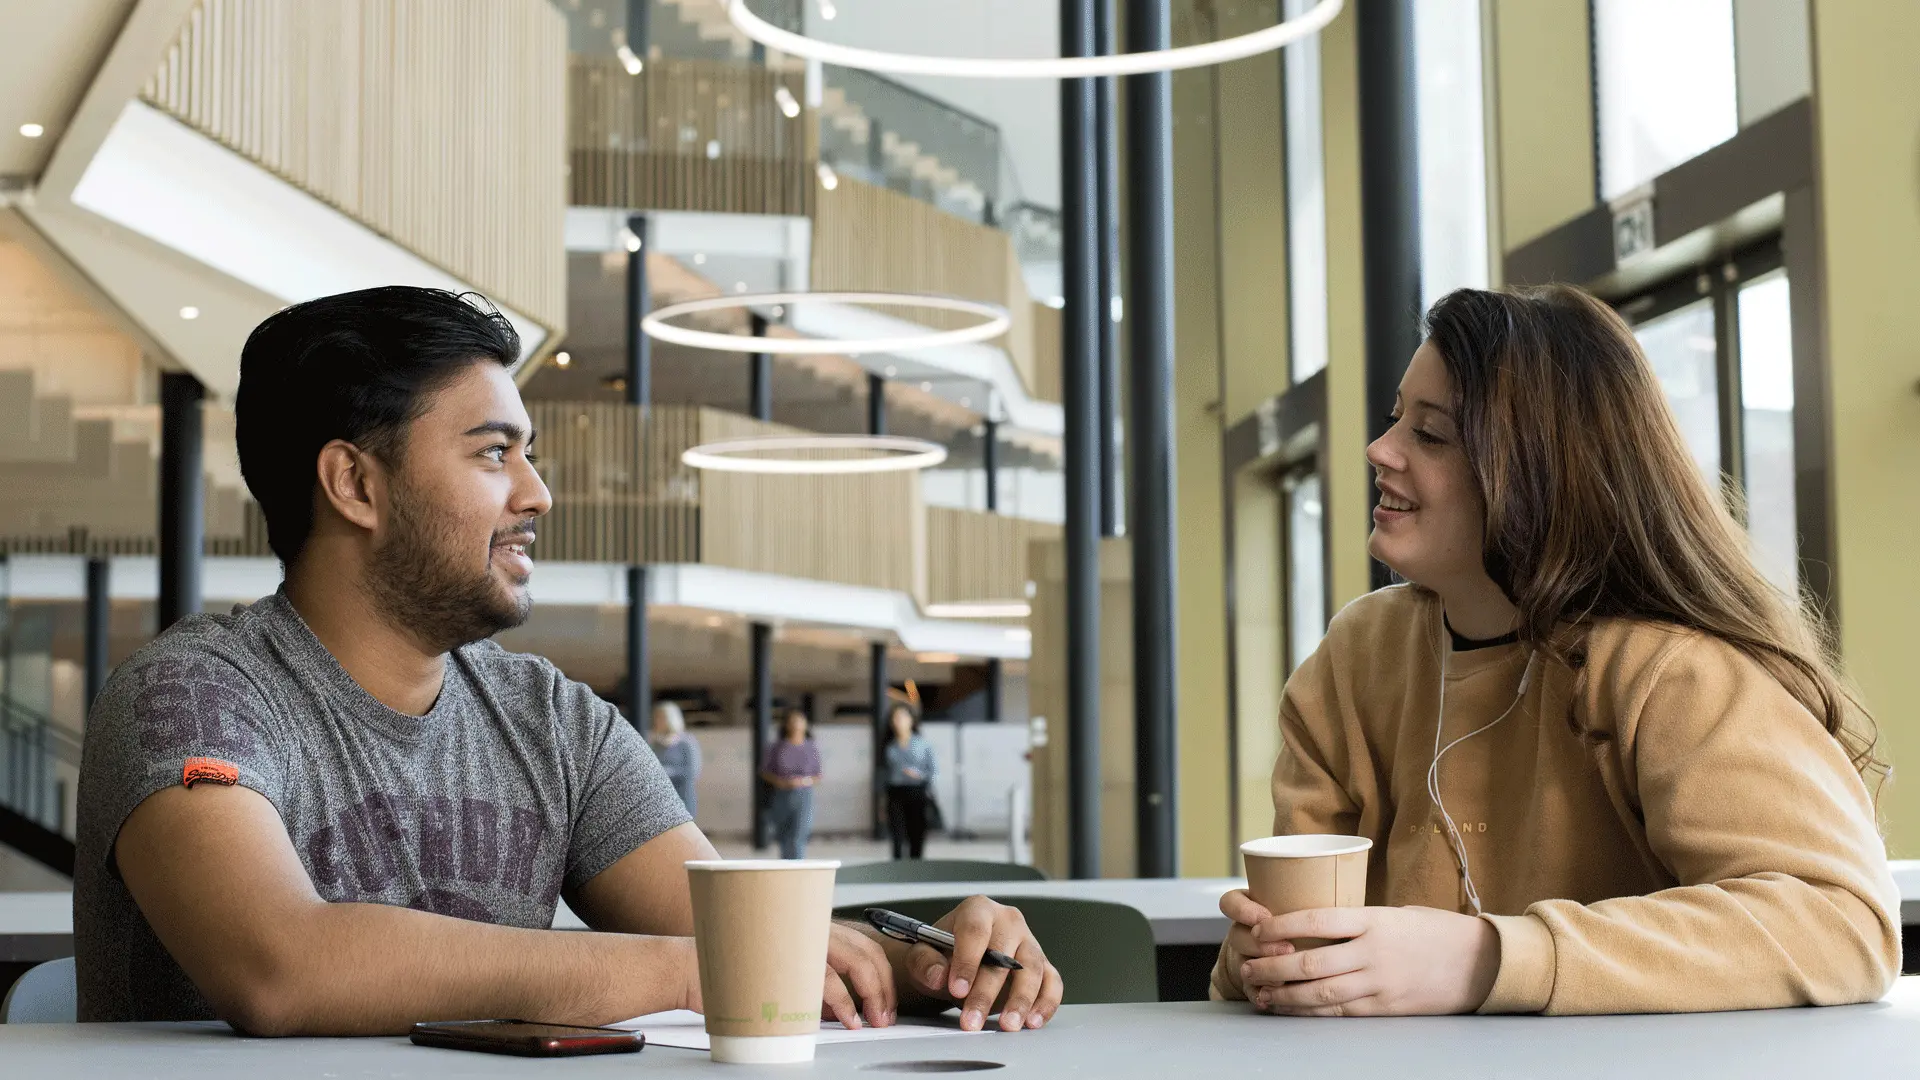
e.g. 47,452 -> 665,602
864,908 -> 1024,970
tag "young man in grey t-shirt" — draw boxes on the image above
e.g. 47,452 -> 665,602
76,287 -> 1062,1035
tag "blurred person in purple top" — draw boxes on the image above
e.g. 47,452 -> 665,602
760,709 -> 822,859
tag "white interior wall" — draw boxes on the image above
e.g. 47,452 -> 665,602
1733,0 -> 1810,125
804,0 -> 1061,210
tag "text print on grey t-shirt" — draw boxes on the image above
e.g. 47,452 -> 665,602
74,591 -> 690,1023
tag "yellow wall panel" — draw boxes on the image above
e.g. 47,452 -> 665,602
1809,0 -> 1920,853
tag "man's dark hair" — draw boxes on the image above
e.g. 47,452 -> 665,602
236,286 -> 520,565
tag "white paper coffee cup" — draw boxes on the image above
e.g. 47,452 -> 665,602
686,859 -> 840,1065
1239,835 -> 1371,949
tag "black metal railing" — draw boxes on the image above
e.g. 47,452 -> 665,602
0,693 -> 81,837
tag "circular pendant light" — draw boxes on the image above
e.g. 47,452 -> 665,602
923,600 -> 1033,619
725,0 -> 1342,80
642,291 -> 1011,355
681,434 -> 949,474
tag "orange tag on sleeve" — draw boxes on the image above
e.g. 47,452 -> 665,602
182,757 -> 240,788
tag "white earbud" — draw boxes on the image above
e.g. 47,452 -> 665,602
1427,641 -> 1537,916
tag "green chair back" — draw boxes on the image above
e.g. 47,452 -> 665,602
836,895 -> 1158,1004
835,859 -> 1048,885
2,957 -> 75,1023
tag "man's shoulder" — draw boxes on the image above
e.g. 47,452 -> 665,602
455,636 -> 563,691
98,602 -> 286,708
455,638 -> 614,725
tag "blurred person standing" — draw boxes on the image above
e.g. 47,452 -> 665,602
760,708 -> 822,859
649,702 -> 701,818
884,704 -> 937,860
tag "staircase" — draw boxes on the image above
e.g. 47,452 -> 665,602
656,0 -> 759,60
641,0 -> 1000,222
0,369 -> 259,554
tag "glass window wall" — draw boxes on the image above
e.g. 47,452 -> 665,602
1632,298 -> 1722,487
1415,0 -> 1490,312
1285,470 -> 1326,672
1737,271 -> 1797,596
1283,0 -> 1329,383
1594,0 -> 1738,198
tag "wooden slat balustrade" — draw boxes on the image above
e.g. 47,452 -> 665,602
141,0 -> 569,336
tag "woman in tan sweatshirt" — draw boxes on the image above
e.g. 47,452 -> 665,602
1215,284 -> 1900,1016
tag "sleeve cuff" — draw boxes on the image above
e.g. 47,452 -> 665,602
1477,912 -> 1556,1014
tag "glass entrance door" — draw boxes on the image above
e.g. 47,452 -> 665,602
1282,467 -> 1327,672
1620,244 -> 1805,598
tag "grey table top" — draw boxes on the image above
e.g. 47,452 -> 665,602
828,877 -> 1248,945
4,980 -> 1918,1078
13,859 -> 1920,958
554,877 -> 1246,945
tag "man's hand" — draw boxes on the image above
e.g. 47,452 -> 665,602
1235,905 -> 1500,1016
822,922 -> 898,1029
897,897 -> 1063,1032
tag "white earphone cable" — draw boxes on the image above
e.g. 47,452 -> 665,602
1426,642 -> 1537,916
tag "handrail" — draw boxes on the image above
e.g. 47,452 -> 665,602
818,63 -> 1002,221
0,694 -> 83,769
0,691 -> 79,843
0,802 -> 74,877
826,64 -> 1002,137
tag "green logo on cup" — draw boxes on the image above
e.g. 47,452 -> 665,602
762,1001 -> 778,1023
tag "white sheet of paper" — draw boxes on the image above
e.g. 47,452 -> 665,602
613,1010 -> 983,1051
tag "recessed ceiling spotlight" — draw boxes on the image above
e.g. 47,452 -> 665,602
616,43 -> 644,75
774,85 -> 802,119
816,162 -> 840,191
693,253 -> 707,265
883,365 -> 897,377
919,381 -> 933,392
819,0 -> 837,19
554,351 -> 572,368
178,306 -> 200,320
18,123 -> 45,138
705,139 -> 722,160
620,227 -> 642,253
736,281 -> 749,293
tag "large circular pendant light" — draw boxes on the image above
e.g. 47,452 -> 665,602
643,291 -> 1010,356
681,434 -> 949,475
725,0 -> 1342,80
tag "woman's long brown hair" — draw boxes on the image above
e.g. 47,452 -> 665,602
1423,284 -> 1884,784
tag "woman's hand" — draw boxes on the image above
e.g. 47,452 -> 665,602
898,897 -> 1064,1032
903,768 -> 924,781
1236,905 -> 1500,1016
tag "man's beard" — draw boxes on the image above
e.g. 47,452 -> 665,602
365,479 -> 532,654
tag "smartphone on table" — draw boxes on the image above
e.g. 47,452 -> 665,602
410,1019 -> 645,1057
